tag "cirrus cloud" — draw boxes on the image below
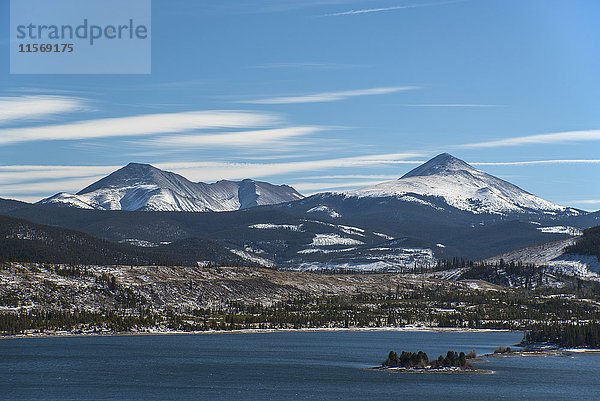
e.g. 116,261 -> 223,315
147,126 -> 324,148
238,86 -> 417,104
0,95 -> 88,124
323,0 -> 465,16
460,129 -> 600,149
0,111 -> 280,146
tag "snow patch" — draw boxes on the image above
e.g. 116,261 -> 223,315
373,232 -> 394,240
229,249 -> 275,268
306,205 -> 341,218
336,225 -> 365,236
537,226 -> 583,236
399,195 -> 444,211
310,234 -> 364,246
295,261 -> 394,272
297,247 -> 356,254
249,223 -> 302,232
120,239 -> 159,247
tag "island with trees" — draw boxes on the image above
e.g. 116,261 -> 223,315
373,349 -> 487,374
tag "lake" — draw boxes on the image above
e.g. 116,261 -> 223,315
1,330 -> 599,400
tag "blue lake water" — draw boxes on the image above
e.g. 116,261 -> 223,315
1,330 -> 599,400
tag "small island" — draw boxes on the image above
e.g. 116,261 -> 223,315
372,349 -> 491,374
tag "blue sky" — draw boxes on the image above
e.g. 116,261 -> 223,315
1,0 -> 599,210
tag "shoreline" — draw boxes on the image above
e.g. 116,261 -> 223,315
0,326 -> 517,340
370,346 -> 600,375
483,348 -> 600,358
368,365 -> 495,375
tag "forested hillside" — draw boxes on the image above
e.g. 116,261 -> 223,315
566,225 -> 600,260
0,215 -> 246,267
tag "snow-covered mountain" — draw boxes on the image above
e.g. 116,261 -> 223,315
350,153 -> 581,216
38,163 -> 303,212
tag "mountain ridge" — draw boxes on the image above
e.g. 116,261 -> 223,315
39,162 -> 303,212
347,153 -> 581,216
32,154 -> 588,217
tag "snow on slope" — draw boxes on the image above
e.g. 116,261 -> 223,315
249,223 -> 303,231
485,237 -> 600,280
39,163 -> 303,212
229,249 -> 275,268
294,247 -> 436,272
485,238 -> 577,266
310,234 -> 364,246
550,254 -> 600,275
306,205 -> 341,218
350,153 -> 580,216
537,226 -> 583,236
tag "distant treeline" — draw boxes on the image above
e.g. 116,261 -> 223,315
523,322 -> 600,349
0,309 -> 159,336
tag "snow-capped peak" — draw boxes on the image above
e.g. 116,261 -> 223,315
400,153 -> 475,179
350,153 -> 581,216
39,163 -> 303,212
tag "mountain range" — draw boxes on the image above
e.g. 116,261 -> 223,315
39,162 -> 303,212
38,154 -> 584,218
2,153 -> 599,271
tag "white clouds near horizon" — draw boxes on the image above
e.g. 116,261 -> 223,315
290,180 -> 386,192
0,152 -> 422,201
0,176 -> 107,195
565,200 -> 600,205
3,155 -> 600,206
0,165 -> 121,185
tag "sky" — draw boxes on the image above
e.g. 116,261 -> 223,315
0,0 -> 599,210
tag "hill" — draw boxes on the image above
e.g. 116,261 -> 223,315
0,214 -> 246,267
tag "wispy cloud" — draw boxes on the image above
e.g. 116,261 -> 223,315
0,95 -> 88,124
156,153 -> 422,181
147,126 -> 323,148
203,0 -> 364,15
291,180 -> 385,192
401,103 -> 501,108
564,199 -> 600,205
239,86 -> 416,105
472,159 -> 600,166
559,199 -> 600,211
0,176 -> 107,196
6,154 -> 599,202
302,174 -> 402,180
460,129 -> 600,149
323,0 -> 463,16
0,165 -> 121,186
0,111 -> 279,146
